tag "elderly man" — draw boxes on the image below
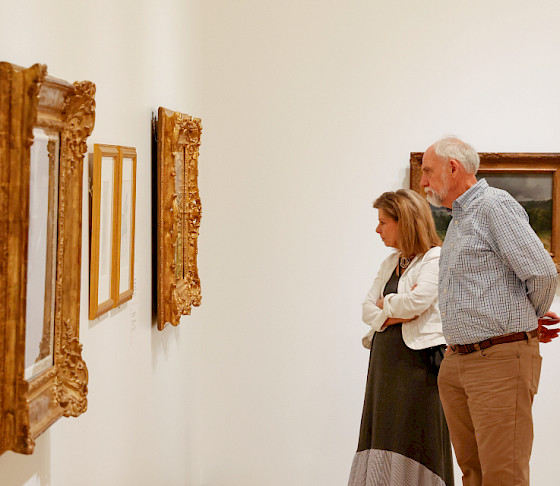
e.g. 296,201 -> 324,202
420,137 -> 558,486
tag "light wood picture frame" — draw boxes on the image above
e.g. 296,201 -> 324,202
0,62 -> 95,455
410,152 -> 560,272
89,144 -> 119,319
113,146 -> 137,306
155,107 -> 202,330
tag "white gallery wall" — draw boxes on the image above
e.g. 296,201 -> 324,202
1,1 -> 559,485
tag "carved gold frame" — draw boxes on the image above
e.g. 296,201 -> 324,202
0,62 -> 95,455
155,107 -> 202,330
410,152 -> 560,272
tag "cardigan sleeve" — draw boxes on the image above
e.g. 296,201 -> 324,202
382,248 -> 440,320
361,256 -> 394,332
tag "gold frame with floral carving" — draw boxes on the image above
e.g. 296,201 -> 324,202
0,62 -> 95,455
155,107 -> 202,330
410,152 -> 560,272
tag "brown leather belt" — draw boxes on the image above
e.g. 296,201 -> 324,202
450,329 -> 538,355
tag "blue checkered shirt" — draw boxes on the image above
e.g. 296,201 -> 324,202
439,179 -> 557,345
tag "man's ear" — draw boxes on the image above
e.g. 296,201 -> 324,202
449,158 -> 460,176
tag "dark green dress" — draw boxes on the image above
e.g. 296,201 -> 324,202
348,268 -> 454,486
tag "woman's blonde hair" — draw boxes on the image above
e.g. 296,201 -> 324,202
373,189 -> 441,257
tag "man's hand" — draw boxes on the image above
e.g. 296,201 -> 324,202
538,311 -> 560,343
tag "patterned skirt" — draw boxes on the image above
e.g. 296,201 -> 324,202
348,324 -> 454,486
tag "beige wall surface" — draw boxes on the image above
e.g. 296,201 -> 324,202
1,1 -> 559,485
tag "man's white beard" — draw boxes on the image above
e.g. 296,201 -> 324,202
425,173 -> 449,207
426,189 -> 444,207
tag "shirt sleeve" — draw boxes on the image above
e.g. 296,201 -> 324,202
362,259 -> 392,332
382,248 -> 440,320
486,197 -> 557,317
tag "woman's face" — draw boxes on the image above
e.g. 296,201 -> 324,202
376,208 -> 399,249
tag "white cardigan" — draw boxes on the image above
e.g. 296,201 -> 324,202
362,246 -> 446,350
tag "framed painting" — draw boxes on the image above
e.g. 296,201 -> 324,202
154,107 -> 202,330
113,146 -> 137,306
0,62 -> 95,455
89,144 -> 119,319
410,152 -> 560,271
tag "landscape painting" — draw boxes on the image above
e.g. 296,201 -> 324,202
430,173 -> 553,252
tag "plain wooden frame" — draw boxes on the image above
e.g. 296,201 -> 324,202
89,144 -> 119,319
113,146 -> 137,306
410,152 -> 560,272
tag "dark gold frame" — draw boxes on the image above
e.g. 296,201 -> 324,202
410,152 -> 560,271
0,62 -> 95,455
155,107 -> 202,330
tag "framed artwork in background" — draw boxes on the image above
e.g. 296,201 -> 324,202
410,152 -> 560,272
154,106 -> 202,330
114,146 -> 137,306
89,144 -> 137,318
89,144 -> 119,319
0,61 -> 95,455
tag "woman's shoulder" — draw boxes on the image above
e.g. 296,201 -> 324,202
381,250 -> 400,265
375,251 -> 399,272
424,246 -> 441,258
414,246 -> 441,265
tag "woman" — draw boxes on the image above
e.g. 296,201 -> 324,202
348,189 -> 454,486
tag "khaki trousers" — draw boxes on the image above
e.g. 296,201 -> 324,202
438,337 -> 541,486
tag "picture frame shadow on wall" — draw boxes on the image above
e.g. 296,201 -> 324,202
89,144 -> 119,319
0,62 -> 95,455
410,152 -> 560,272
154,106 -> 202,330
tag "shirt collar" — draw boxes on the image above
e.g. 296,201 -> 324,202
452,178 -> 488,212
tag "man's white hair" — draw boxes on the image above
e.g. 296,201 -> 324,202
432,136 -> 480,174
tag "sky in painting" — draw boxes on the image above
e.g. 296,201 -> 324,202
479,173 -> 553,202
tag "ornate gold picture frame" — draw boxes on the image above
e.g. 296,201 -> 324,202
410,152 -> 560,272
0,62 -> 95,455
155,107 -> 202,330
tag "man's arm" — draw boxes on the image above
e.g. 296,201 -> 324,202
487,197 -> 557,317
